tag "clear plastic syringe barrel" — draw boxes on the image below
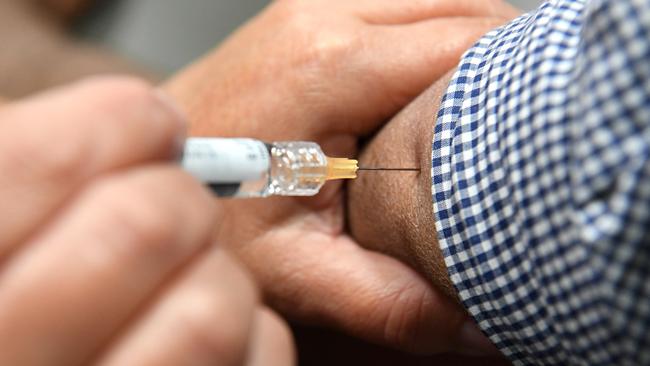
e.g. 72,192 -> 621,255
181,138 -> 357,198
266,141 -> 330,197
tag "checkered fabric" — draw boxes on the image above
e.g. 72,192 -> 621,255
431,0 -> 650,364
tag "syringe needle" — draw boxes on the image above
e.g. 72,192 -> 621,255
357,167 -> 421,172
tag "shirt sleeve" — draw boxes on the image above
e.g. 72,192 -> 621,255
431,0 -> 650,364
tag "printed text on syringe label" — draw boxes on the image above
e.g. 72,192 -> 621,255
182,138 -> 270,183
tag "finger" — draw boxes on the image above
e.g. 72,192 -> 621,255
97,250 -> 258,366
329,17 -> 508,136
237,230 -> 471,354
0,165 -> 215,366
350,0 -> 521,24
0,76 -> 186,256
246,308 -> 296,366
372,16 -> 508,112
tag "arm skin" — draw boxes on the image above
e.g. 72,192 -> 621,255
348,70 -> 459,301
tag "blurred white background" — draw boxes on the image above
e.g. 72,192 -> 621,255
80,0 -> 541,75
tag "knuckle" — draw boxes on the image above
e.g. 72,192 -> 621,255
272,4 -> 356,67
290,30 -> 361,92
381,284 -> 437,352
304,36 -> 349,66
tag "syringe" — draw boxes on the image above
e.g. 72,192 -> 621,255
181,138 -> 361,198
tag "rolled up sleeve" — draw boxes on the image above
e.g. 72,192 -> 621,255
431,0 -> 650,364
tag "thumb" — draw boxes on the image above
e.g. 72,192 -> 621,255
240,230 -> 492,355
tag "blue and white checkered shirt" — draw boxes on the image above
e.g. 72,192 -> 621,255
432,0 -> 650,364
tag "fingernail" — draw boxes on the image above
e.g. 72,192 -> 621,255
456,320 -> 501,356
154,90 -> 187,160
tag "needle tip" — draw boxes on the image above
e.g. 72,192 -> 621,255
357,167 -> 421,172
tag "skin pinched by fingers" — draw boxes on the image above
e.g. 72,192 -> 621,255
348,71 -> 459,301
167,0 -> 518,355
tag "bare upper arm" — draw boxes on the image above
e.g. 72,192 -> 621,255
347,69 -> 459,300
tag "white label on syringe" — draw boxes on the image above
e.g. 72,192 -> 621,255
182,138 -> 270,183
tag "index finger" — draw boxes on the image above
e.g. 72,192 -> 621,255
0,76 -> 186,256
349,0 -> 520,24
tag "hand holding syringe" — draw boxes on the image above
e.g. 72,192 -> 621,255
181,138 -> 419,198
